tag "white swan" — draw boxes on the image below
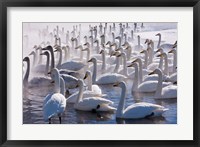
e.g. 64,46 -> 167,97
43,68 -> 67,124
88,57 -> 127,85
55,47 -> 86,71
23,56 -> 52,88
113,82 -> 168,119
127,62 -> 170,93
149,68 -> 177,99
156,33 -> 177,51
74,79 -> 116,112
84,70 -> 102,95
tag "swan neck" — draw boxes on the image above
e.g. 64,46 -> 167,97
144,52 -> 148,68
87,72 -> 92,91
57,50 -> 62,68
101,52 -> 106,73
60,78 -> 65,95
45,54 -> 50,75
92,60 -> 97,84
114,56 -> 120,73
173,51 -> 177,73
138,60 -> 143,83
163,55 -> 169,75
23,59 -> 30,87
54,71 -> 60,93
155,71 -> 163,97
76,84 -> 84,103
116,83 -> 126,118
122,55 -> 128,76
132,64 -> 139,91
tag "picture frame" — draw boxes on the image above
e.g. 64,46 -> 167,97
0,0 -> 199,146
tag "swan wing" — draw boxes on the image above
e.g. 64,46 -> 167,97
161,85 -> 177,99
96,73 -> 127,85
75,97 -> 114,111
43,93 -> 66,120
123,102 -> 167,119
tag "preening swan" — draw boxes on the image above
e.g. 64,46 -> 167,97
74,79 -> 116,112
43,68 -> 67,124
113,82 -> 168,119
149,68 -> 177,99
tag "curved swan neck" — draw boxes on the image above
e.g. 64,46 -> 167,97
148,48 -> 153,65
38,47 -> 43,64
143,51 -> 148,68
158,56 -> 163,69
116,82 -> 126,118
23,58 -> 30,87
155,70 -> 163,97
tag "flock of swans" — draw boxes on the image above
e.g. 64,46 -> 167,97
23,23 -> 177,124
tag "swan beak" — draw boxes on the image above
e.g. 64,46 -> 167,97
106,42 -> 109,45
88,59 -> 92,62
140,50 -> 145,53
155,49 -> 161,53
94,40 -> 97,43
127,63 -> 133,67
54,49 -> 58,52
148,71 -> 154,75
113,83 -> 119,87
99,50 -> 103,54
168,50 -> 173,53
83,74 -> 88,79
173,81 -> 177,85
156,54 -> 163,57
145,39 -> 148,44
48,71 -> 51,74
51,81 -> 55,83
23,57 -> 29,62
155,33 -> 160,36
40,53 -> 45,55
131,59 -> 137,63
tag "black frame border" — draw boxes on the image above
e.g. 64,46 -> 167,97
0,0 -> 199,147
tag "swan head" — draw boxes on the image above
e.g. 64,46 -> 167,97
99,49 -> 105,54
40,51 -> 49,56
148,68 -> 162,76
115,36 -> 120,39
137,35 -> 140,38
100,34 -> 105,38
168,49 -> 175,54
75,45 -> 82,49
83,70 -> 91,80
82,48 -> 89,52
127,62 -> 138,68
42,45 -> 53,51
145,39 -> 149,44
113,81 -> 127,89
155,48 -> 163,53
88,57 -> 96,63
94,40 -> 98,43
83,42 -> 89,46
155,33 -> 161,36
140,50 -> 146,54
29,51 -> 36,56
23,56 -> 30,62
157,52 -> 167,58
106,41 -> 111,45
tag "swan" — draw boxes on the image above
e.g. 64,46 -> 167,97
84,70 -> 102,95
23,56 -> 52,88
156,33 -> 177,51
113,82 -> 168,119
149,68 -> 177,99
74,79 -> 116,112
88,57 -> 127,85
43,68 -> 67,124
134,35 -> 144,51
168,49 -> 177,74
127,62 -> 171,94
54,47 -> 86,71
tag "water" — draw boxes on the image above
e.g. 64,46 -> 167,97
23,79 -> 177,124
